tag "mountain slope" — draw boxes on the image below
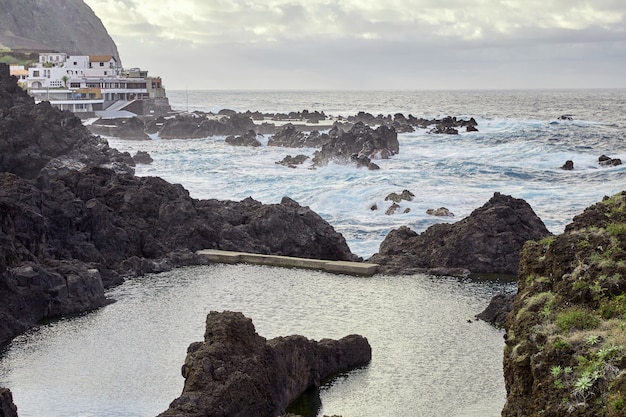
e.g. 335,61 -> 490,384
0,0 -> 119,61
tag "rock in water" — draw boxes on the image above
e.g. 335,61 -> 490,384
369,192 -> 551,275
0,387 -> 18,417
157,311 -> 372,417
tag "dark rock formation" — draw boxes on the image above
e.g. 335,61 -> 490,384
0,0 -> 120,60
276,155 -> 309,168
369,192 -> 551,275
225,129 -> 261,147
268,125 -> 328,148
385,190 -> 414,203
0,387 -> 18,417
426,207 -> 454,217
561,160 -> 574,170
86,117 -> 149,140
158,113 -> 256,139
558,114 -> 574,120
312,122 -> 399,168
157,311 -> 371,417
599,155 -> 623,167
132,151 -> 153,165
0,64 -> 358,346
475,293 -> 515,327
503,191 -> 626,417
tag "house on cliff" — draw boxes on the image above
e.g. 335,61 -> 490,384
23,52 -> 170,117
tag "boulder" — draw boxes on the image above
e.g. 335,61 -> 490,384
132,151 -> 153,165
225,129 -> 261,147
426,207 -> 454,217
86,117 -> 149,140
561,160 -> 574,170
475,293 -> 515,327
157,311 -> 371,417
276,155 -> 309,168
0,387 -> 18,417
158,113 -> 256,139
268,125 -> 328,148
385,190 -> 414,203
369,192 -> 551,275
599,154 -> 622,167
312,122 -> 399,168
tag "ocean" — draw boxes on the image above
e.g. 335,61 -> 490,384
0,89 -> 625,417
118,89 -> 626,258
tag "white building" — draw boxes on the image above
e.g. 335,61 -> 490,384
25,53 -> 167,115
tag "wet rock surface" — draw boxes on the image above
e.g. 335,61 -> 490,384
369,192 -> 552,275
0,387 -> 18,417
157,311 -> 371,417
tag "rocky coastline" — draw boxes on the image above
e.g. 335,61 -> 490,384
157,311 -> 371,417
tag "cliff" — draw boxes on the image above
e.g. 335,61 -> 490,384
158,311 -> 372,417
0,0 -> 119,60
503,191 -> 626,416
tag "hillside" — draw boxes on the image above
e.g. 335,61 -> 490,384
0,0 -> 119,60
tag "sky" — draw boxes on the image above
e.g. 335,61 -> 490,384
83,0 -> 626,90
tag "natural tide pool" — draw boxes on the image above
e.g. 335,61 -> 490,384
0,264 -> 510,417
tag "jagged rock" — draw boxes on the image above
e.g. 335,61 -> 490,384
369,192 -> 551,275
0,65 -> 358,347
157,311 -> 371,417
503,191 -> 626,417
561,160 -> 574,170
225,130 -> 261,147
312,122 -> 399,168
132,151 -> 153,165
158,113 -> 256,139
385,203 -> 400,215
385,190 -> 414,203
426,207 -> 454,217
267,124 -> 328,148
0,387 -> 18,417
276,155 -> 309,168
599,154 -> 622,167
429,125 -> 459,135
86,117 -> 149,140
475,293 -> 515,327
558,114 -> 574,120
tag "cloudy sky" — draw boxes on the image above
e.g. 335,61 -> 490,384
84,0 -> 626,90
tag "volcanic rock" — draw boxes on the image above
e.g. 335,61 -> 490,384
86,117 -> 149,140
502,191 -> 626,416
225,129 -> 261,147
312,122 -> 399,168
599,154 -> 622,167
369,192 -> 551,275
157,311 -> 371,417
426,207 -> 454,217
385,190 -> 414,203
158,113 -> 256,139
475,293 -> 515,327
132,151 -> 153,165
0,387 -> 18,417
0,64 -> 358,346
561,160 -> 574,170
276,154 -> 309,168
268,125 -> 328,148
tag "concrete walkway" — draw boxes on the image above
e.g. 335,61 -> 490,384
196,249 -> 378,276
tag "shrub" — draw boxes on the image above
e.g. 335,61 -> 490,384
556,308 -> 600,333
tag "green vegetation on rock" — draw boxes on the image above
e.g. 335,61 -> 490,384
503,191 -> 626,417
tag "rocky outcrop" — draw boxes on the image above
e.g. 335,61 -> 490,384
502,191 -> 626,417
599,155 -> 623,167
0,387 -> 18,417
132,151 -> 153,165
312,122 -> 399,168
225,130 -> 261,146
0,64 -> 358,346
86,117 -> 150,140
561,160 -> 574,170
158,113 -> 256,139
369,192 -> 552,275
268,125 -> 329,148
475,293 -> 515,327
157,311 -> 371,417
276,154 -> 309,168
0,0 -> 120,60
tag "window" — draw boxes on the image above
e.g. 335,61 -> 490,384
99,62 -> 104,67
73,62 -> 77,66
70,82 -> 81,88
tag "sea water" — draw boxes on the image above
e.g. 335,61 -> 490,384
1,89 -> 625,416
0,265 -> 510,417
